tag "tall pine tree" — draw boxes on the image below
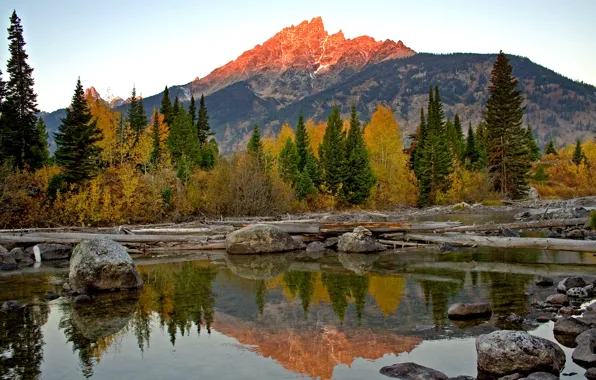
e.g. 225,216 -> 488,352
572,139 -> 586,165
150,109 -> 161,165
167,105 -> 199,165
410,107 -> 426,177
342,105 -> 375,204
196,94 -> 211,146
545,140 -> 557,155
54,78 -> 103,183
318,106 -> 346,195
278,137 -> 300,186
172,96 -> 180,116
294,110 -> 310,170
30,117 -> 49,168
464,122 -> 480,170
188,95 -> 197,126
160,86 -> 172,126
2,11 -> 42,169
127,86 -> 147,146
0,69 -> 6,160
484,51 -> 529,199
525,126 -> 541,162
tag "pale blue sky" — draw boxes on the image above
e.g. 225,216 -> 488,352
0,0 -> 594,111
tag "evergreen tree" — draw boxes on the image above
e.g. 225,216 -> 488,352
30,117 -> 49,168
160,86 -> 172,126
342,105 -> 375,204
127,86 -> 147,146
464,122 -> 480,170
475,122 -> 489,168
417,86 -> 453,206
196,94 -> 211,146
572,139 -> 586,165
484,51 -> 529,199
188,95 -> 197,126
2,11 -> 41,169
247,123 -> 268,168
150,109 -> 161,165
318,106 -> 346,195
172,96 -> 180,116
450,113 -> 465,162
525,126 -> 541,162
545,140 -> 557,155
0,69 -> 6,160
410,107 -> 426,176
54,78 -> 103,184
199,139 -> 218,170
295,169 -> 317,200
304,152 -> 321,187
278,137 -> 300,185
294,110 -> 310,170
166,106 -> 200,165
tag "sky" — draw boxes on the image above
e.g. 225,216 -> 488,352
0,0 -> 594,112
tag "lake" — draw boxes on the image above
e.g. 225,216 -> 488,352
0,247 -> 593,379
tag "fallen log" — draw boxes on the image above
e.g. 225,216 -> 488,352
378,239 -> 432,248
0,232 -> 214,245
405,233 -> 596,253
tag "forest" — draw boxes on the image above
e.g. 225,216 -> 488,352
1,11 -> 595,228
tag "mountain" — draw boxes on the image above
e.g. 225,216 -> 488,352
42,17 -> 596,154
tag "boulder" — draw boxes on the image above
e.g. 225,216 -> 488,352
553,316 -> 592,336
520,373 -> 558,380
546,293 -> 569,306
572,328 -> 596,367
536,316 -> 551,323
34,243 -> 73,261
476,330 -> 566,377
535,276 -> 554,286
505,313 -> 524,324
498,375 -> 523,380
337,226 -> 386,253
0,248 -> 18,271
45,290 -> 60,300
225,224 -> 305,254
567,287 -> 590,298
1,300 -> 24,312
585,368 -> 596,380
9,247 -> 25,262
379,362 -> 448,379
323,237 -> 339,249
566,229 -> 585,239
448,303 -> 492,320
68,239 -> 143,293
74,294 -> 91,304
306,241 -> 326,253
558,276 -> 587,293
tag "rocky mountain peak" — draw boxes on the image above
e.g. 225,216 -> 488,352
84,86 -> 102,100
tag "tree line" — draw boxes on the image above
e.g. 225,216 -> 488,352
0,11 -> 592,227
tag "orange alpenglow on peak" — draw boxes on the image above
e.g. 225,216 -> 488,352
188,17 -> 415,100
84,86 -> 102,100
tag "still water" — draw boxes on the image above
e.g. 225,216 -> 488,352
1,248 -> 594,379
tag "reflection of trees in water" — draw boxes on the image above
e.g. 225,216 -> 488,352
283,271 -> 315,318
481,271 -> 533,317
0,302 -> 49,380
420,280 -> 462,328
136,262 -> 217,347
321,273 -> 369,323
254,279 -> 267,317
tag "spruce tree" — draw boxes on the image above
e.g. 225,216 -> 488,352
525,126 -> 541,162
197,94 -> 211,146
417,87 -> 453,206
411,107 -> 426,177
247,123 -> 267,168
160,86 -> 172,126
172,96 -> 180,116
451,113 -> 465,162
30,117 -> 49,168
475,122 -> 489,168
342,105 -> 375,204
572,139 -> 586,165
2,11 -> 41,169
484,51 -> 529,199
54,78 -> 103,184
464,122 -> 480,170
278,137 -> 300,186
150,109 -> 161,165
188,95 -> 197,126
318,106 -> 346,195
294,110 -> 310,170
128,87 -> 147,147
0,69 -> 6,160
199,139 -> 218,170
295,169 -> 317,200
545,140 -> 557,155
166,106 -> 199,165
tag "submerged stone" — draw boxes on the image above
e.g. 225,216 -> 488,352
380,362 -> 448,379
448,303 -> 492,320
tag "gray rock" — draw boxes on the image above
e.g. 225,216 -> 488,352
9,247 -> 25,262
520,372 -> 558,380
379,362 -> 448,379
585,367 -> 596,380
559,306 -> 582,316
34,243 -> 73,261
45,290 -> 59,300
553,317 -> 591,336
337,226 -> 386,253
225,224 -> 305,254
74,294 -> 91,304
546,294 -> 569,305
498,375 -> 523,380
69,239 -> 143,293
476,330 -> 566,377
572,328 -> 596,367
535,276 -> 554,286
1,300 -> 24,312
558,276 -> 587,293
501,227 -> 520,237
323,237 -> 339,249
537,315 -> 551,323
448,303 -> 492,320
567,287 -> 590,298
0,247 -> 17,271
565,229 -> 585,239
306,241 -> 326,253
506,313 -> 524,324
0,245 -> 7,255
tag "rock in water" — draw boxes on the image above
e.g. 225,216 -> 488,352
567,287 -> 590,298
546,293 -> 569,305
306,241 -> 326,253
558,276 -> 587,293
572,328 -> 596,367
1,300 -> 24,312
522,372 -> 558,380
69,239 -> 143,293
586,368 -> 596,380
35,244 -> 73,261
447,303 -> 492,320
225,224 -> 305,254
476,330 -> 565,377
337,226 -> 386,253
379,362 -> 448,379
553,317 -> 592,336
45,291 -> 60,300
535,276 -> 554,286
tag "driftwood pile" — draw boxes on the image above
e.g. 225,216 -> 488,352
0,216 -> 594,254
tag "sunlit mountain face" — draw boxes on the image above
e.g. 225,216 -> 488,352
1,248 -> 593,379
